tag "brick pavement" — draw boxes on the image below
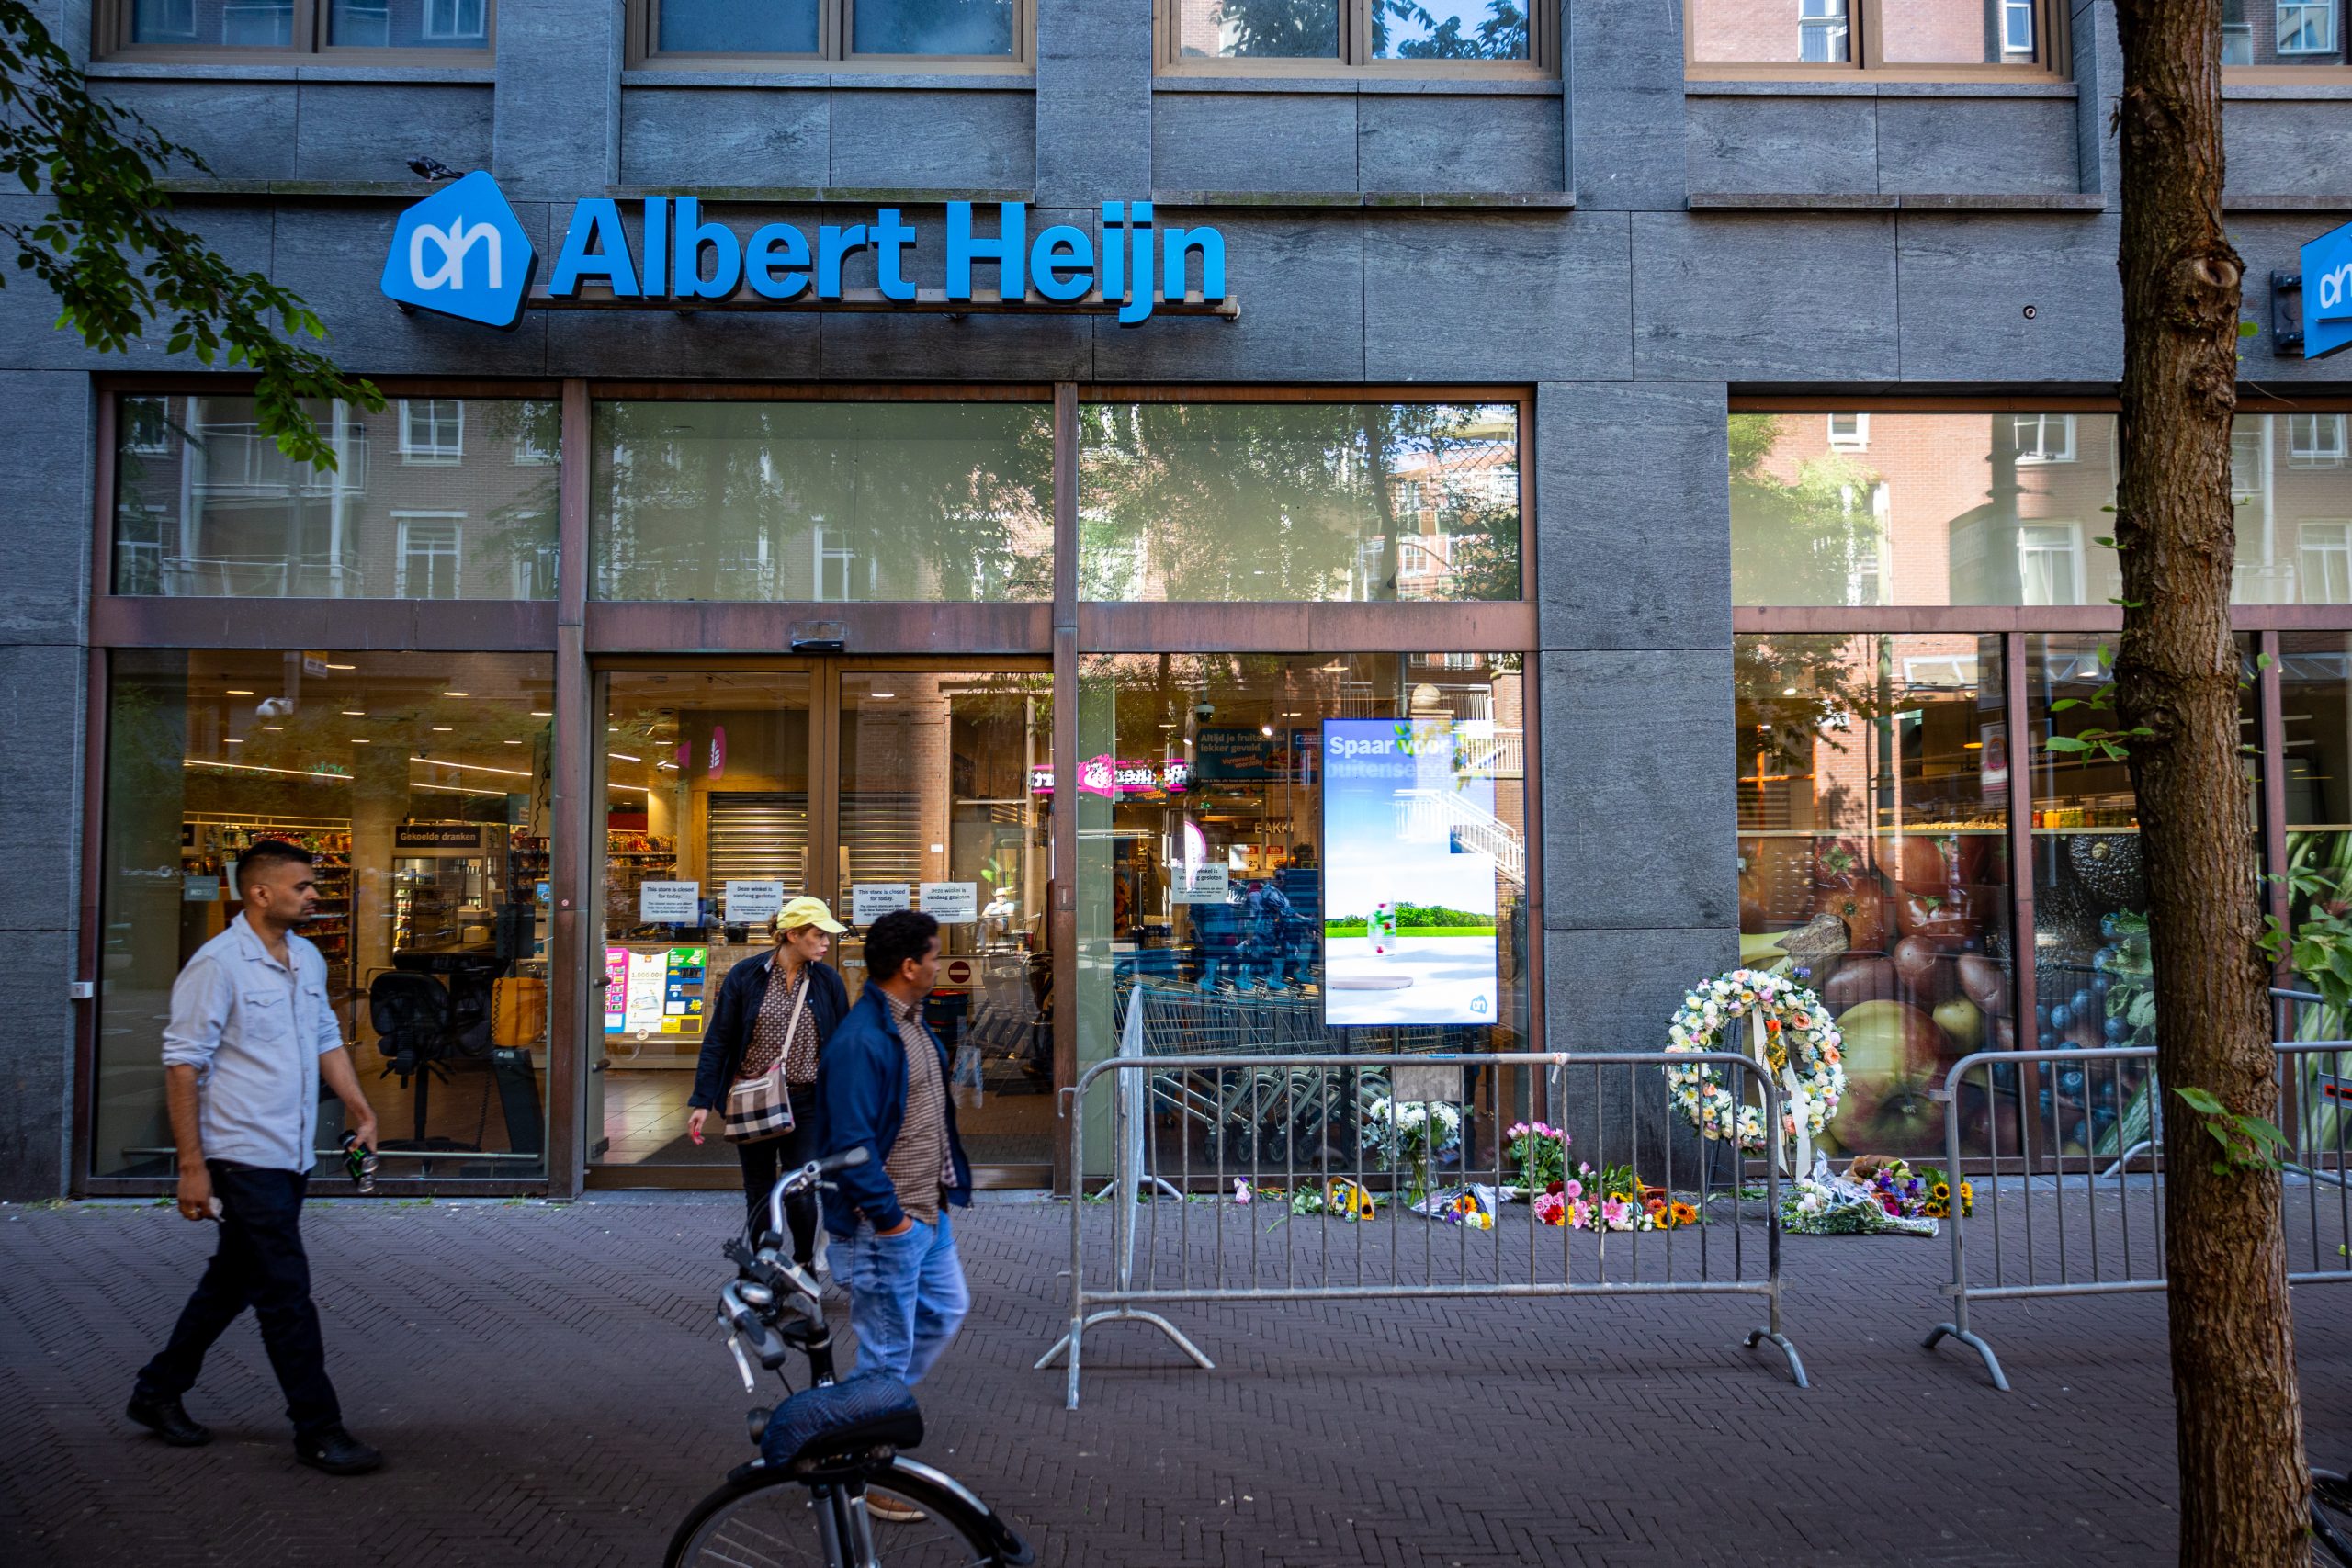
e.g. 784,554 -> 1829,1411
3,1193 -> 2348,1567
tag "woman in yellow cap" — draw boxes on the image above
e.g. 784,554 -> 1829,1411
689,896 -> 851,1266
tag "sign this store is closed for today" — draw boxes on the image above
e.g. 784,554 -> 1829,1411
380,171 -> 1235,331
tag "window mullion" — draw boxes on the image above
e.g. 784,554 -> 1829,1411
1856,0 -> 1882,71
298,0 -> 322,53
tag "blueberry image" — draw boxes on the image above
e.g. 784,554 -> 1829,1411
2036,1003 -> 2052,1026
2038,1030 -> 2057,1050
2050,1004 -> 2072,1032
2093,975 -> 2111,997
2104,1016 -> 2127,1041
2072,988 -> 2094,1013
2093,950 -> 2112,973
2059,1066 -> 2085,1094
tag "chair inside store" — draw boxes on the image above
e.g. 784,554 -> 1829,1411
366,951 -> 543,1160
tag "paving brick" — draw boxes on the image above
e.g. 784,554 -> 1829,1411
0,1196 -> 2345,1566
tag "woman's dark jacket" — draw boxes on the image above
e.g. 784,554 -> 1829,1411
689,953 -> 850,1111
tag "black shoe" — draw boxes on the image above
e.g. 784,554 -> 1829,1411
126,1393 -> 211,1448
295,1425 -> 382,1475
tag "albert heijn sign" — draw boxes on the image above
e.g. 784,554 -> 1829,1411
380,171 -> 1235,331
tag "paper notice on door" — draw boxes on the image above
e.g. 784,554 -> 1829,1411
852,883 -> 911,925
724,880 -> 785,926
639,881 -> 700,923
1170,863 -> 1230,904
919,882 -> 978,923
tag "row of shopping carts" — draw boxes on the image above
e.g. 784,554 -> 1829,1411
1115,976 -> 1474,1171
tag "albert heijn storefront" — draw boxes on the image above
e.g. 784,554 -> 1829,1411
32,0 -> 2352,1203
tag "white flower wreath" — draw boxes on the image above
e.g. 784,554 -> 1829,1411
1665,968 -> 1847,1153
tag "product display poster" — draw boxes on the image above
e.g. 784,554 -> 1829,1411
603,948 -> 629,1032
724,879 -> 785,926
639,880 -> 700,924
1321,717 -> 1500,1027
852,883 -> 912,925
662,946 -> 707,1032
623,950 -> 667,1034
919,881 -> 978,923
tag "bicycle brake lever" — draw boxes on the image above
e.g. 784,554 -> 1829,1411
725,1330 -> 755,1393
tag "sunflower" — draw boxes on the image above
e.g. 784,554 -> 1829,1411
1932,1181 -> 1951,1201
1669,1201 -> 1699,1226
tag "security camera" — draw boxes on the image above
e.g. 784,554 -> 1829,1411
1194,703 -> 1216,722
256,696 -> 298,718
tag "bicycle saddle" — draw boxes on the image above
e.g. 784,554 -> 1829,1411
760,1373 -> 924,1471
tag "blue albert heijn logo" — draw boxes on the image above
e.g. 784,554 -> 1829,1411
2307,219 -> 2352,362
381,171 -> 534,329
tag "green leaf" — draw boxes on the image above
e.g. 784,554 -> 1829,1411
2043,735 -> 2092,753
2240,321 -> 2260,338
2175,1086 -> 2227,1116
2052,698 -> 2082,712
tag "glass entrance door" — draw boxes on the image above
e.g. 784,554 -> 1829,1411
838,667 -> 1056,1171
588,660 -> 1055,1179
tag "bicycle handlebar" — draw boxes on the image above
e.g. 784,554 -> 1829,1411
762,1146 -> 869,1244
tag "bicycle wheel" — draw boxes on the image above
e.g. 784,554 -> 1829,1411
665,1461 -> 1024,1568
2313,1469 -> 2352,1567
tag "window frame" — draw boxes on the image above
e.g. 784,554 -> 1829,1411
95,0 -> 496,62
400,398 -> 466,465
1826,412 -> 1870,451
2013,412 -> 2079,465
2223,0 -> 2352,78
391,509 -> 467,600
628,0 -> 1035,73
2290,413 -> 2350,468
1684,0 -> 2067,82
1154,0 -> 1557,80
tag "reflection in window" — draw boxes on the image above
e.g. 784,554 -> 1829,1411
1731,411 -> 2352,607
1080,402 -> 1520,603
1735,633 -> 2011,1158
852,0 -> 1014,55
2280,637 -> 2352,1100
2218,0 -> 2346,63
1369,1 -> 1531,60
591,401 -> 1051,603
111,395 -> 558,600
657,0 -> 819,51
2301,522 -> 2352,603
331,0 -> 488,45
1826,412 -> 1869,451
2280,0 -> 2340,54
93,649 -> 555,1179
1180,0 -> 1340,58
395,513 -> 464,599
1800,0 -> 1849,62
1691,0 -> 2052,68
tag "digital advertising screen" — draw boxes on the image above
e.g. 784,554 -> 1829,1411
1320,717 -> 1500,1027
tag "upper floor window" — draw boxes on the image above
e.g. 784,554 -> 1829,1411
1826,412 -> 1869,451
401,400 -> 465,465
632,0 -> 1024,65
97,0 -> 492,56
2013,412 -> 2077,465
1689,0 -> 2062,77
2223,0 -> 2348,67
2292,414 -> 2350,468
1161,1 -> 1555,74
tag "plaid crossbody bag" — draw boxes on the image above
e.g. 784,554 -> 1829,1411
723,973 -> 807,1145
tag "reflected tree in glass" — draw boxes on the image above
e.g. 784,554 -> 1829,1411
1371,1 -> 1530,59
1079,402 -> 1519,602
1188,0 -> 1341,58
1727,413 -> 1888,606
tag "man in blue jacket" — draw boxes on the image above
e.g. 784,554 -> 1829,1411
819,908 -> 972,1391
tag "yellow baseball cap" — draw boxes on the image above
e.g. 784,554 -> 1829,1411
775,896 -> 847,935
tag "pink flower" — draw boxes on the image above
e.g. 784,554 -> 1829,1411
1564,1179 -> 1584,1199
1601,1198 -> 1628,1227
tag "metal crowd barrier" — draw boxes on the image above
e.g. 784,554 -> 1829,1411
1924,1027 -> 2352,1391
1037,1044 -> 1806,1409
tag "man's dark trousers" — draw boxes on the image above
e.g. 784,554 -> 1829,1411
134,1162 -> 341,1436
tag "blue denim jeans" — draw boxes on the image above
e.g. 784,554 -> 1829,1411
837,1212 -> 969,1387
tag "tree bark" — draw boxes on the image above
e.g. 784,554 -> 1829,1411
2109,4 -> 2308,1563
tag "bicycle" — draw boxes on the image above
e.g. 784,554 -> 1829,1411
663,1148 -> 1035,1568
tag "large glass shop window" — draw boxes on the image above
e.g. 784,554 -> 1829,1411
591,400 -> 1052,603
111,395 -> 559,598
94,650 -> 555,1179
1078,402 -> 1521,602
1074,653 -> 1532,1106
1734,634 -> 2013,1159
2024,634 -> 2259,1159
1728,411 -> 2352,608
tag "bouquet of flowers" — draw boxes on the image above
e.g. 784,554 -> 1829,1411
1843,1156 -> 1973,1222
1531,1160 -> 1700,1233
1779,1155 -> 1954,1236
1503,1120 -> 1570,1192
1364,1095 -> 1465,1203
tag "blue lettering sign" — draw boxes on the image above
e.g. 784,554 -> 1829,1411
2307,220 -> 2352,361
392,179 -> 1228,324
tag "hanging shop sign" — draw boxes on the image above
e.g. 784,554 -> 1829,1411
394,822 -> 488,850
852,882 -> 912,925
920,882 -> 978,924
724,879 -> 785,926
1320,718 -> 1501,1028
382,172 -> 1235,330
639,880 -> 701,923
1028,758 -> 1192,796
2304,220 -> 2352,361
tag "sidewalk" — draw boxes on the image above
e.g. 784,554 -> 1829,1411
3,1194 -> 2346,1567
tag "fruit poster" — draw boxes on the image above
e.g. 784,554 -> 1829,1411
1320,718 -> 1500,1027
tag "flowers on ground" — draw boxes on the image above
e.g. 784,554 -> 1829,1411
1503,1120 -> 1571,1190
1531,1161 -> 1704,1233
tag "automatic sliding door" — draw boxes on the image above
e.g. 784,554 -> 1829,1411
594,669 -> 812,1168
838,668 -> 1055,1168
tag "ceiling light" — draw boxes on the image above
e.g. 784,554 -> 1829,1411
226,689 -> 254,696
342,710 -> 366,717
505,739 -> 524,746
409,781 -> 505,797
325,662 -> 356,671
444,691 -> 469,697
607,782 -> 650,795
352,739 -> 372,745
223,738 -> 243,745
262,725 -> 283,732
871,692 -> 897,699
183,758 -> 350,782
432,726 -> 453,732
531,710 -> 551,717
1782,687 -> 1799,696
410,756 -> 532,779
1260,725 -> 1274,738
610,752 -> 641,762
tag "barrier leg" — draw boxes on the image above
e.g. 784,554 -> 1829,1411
1921,1320 -> 2009,1391
1035,1309 -> 1216,1396
1742,1326 -> 1810,1389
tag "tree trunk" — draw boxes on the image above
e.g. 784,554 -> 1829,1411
2109,4 -> 2308,1564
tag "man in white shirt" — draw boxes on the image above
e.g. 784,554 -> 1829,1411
126,840 -> 386,1475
